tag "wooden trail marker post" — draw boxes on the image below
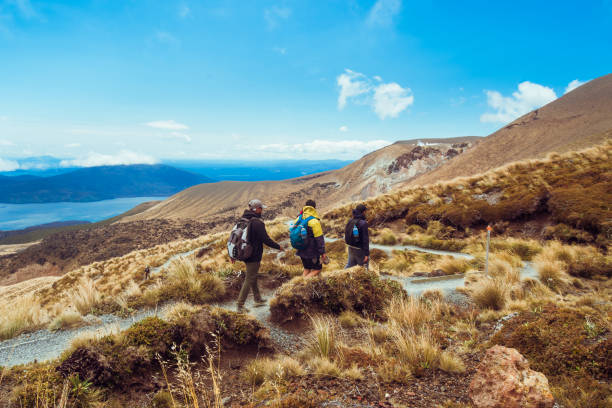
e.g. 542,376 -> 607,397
485,225 -> 492,275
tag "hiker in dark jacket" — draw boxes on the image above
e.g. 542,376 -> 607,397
345,204 -> 370,269
295,199 -> 328,277
234,199 -> 282,313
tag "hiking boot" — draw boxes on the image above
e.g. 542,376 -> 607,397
254,298 -> 268,307
236,305 -> 250,313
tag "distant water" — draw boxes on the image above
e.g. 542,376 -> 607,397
0,197 -> 166,231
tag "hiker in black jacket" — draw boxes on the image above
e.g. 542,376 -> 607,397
345,204 -> 370,269
234,199 -> 282,313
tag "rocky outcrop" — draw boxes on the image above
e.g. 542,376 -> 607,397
469,345 -> 555,408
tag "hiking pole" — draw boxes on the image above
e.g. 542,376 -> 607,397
485,225 -> 492,276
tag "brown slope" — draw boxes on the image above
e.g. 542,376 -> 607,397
121,137 -> 480,222
410,73 -> 612,186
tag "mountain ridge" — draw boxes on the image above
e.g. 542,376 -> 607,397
0,164 -> 213,204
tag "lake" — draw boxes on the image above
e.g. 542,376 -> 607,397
0,197 -> 166,231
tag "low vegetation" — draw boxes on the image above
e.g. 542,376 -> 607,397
269,267 -> 405,322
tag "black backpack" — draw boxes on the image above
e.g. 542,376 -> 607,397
227,217 -> 254,261
344,218 -> 361,247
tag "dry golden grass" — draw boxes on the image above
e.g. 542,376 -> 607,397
0,295 -> 48,340
438,351 -> 466,373
70,278 -> 102,315
385,296 -> 441,333
243,356 -> 304,386
163,301 -> 202,322
308,357 -> 341,378
306,315 -> 337,359
438,257 -> 471,275
47,310 -> 84,331
471,277 -> 508,310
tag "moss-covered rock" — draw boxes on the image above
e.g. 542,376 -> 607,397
269,268 -> 406,323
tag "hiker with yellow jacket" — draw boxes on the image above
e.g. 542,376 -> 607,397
290,199 -> 328,277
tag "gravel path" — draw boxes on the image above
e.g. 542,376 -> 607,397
0,244 -> 537,368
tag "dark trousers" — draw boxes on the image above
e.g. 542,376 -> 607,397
346,246 -> 368,270
237,262 -> 262,306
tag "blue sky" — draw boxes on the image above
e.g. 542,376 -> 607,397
0,0 -> 610,167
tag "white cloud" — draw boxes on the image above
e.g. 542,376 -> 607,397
257,139 -> 392,159
0,139 -> 15,146
166,132 -> 192,143
145,120 -> 189,130
480,81 -> 557,124
0,158 -> 19,171
373,82 -> 414,119
264,6 -> 291,29
565,79 -> 587,94
337,69 -> 413,119
65,143 -> 81,148
60,150 -> 158,168
367,0 -> 402,27
337,69 -> 371,109
339,126 -> 349,132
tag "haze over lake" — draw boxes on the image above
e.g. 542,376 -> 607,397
0,197 -> 165,231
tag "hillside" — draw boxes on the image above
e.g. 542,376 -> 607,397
0,164 -> 213,204
410,73 -> 612,186
122,137 -> 480,222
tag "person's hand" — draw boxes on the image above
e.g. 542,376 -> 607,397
363,256 -> 369,263
322,253 -> 329,262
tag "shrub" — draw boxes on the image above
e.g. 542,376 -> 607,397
270,268 -> 405,323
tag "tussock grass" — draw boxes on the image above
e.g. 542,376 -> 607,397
471,277 -> 508,310
70,279 -> 102,315
163,301 -> 202,322
243,356 -> 304,386
536,260 -> 566,291
309,357 -> 341,378
438,351 -> 466,373
338,310 -> 363,329
0,295 -> 48,340
375,228 -> 398,245
438,257 -> 471,275
155,257 -> 226,304
48,310 -> 84,331
385,296 -> 441,333
307,315 -> 336,359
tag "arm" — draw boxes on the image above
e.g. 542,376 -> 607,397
260,222 -> 281,250
360,220 -> 370,256
309,218 -> 326,255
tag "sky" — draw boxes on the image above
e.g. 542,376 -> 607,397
0,0 -> 611,168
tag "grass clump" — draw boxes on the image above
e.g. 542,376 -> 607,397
306,315 -> 336,359
48,310 -> 85,331
147,257 -> 226,305
0,295 -> 48,340
243,356 -> 304,386
71,279 -> 102,315
471,277 -> 508,310
375,228 -> 398,245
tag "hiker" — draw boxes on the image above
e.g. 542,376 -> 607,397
291,199 -> 328,278
228,199 -> 282,313
344,204 -> 370,269
144,265 -> 151,280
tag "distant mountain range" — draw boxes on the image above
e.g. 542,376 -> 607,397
0,164 -> 213,204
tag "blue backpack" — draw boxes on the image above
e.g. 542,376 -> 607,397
290,214 -> 315,250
